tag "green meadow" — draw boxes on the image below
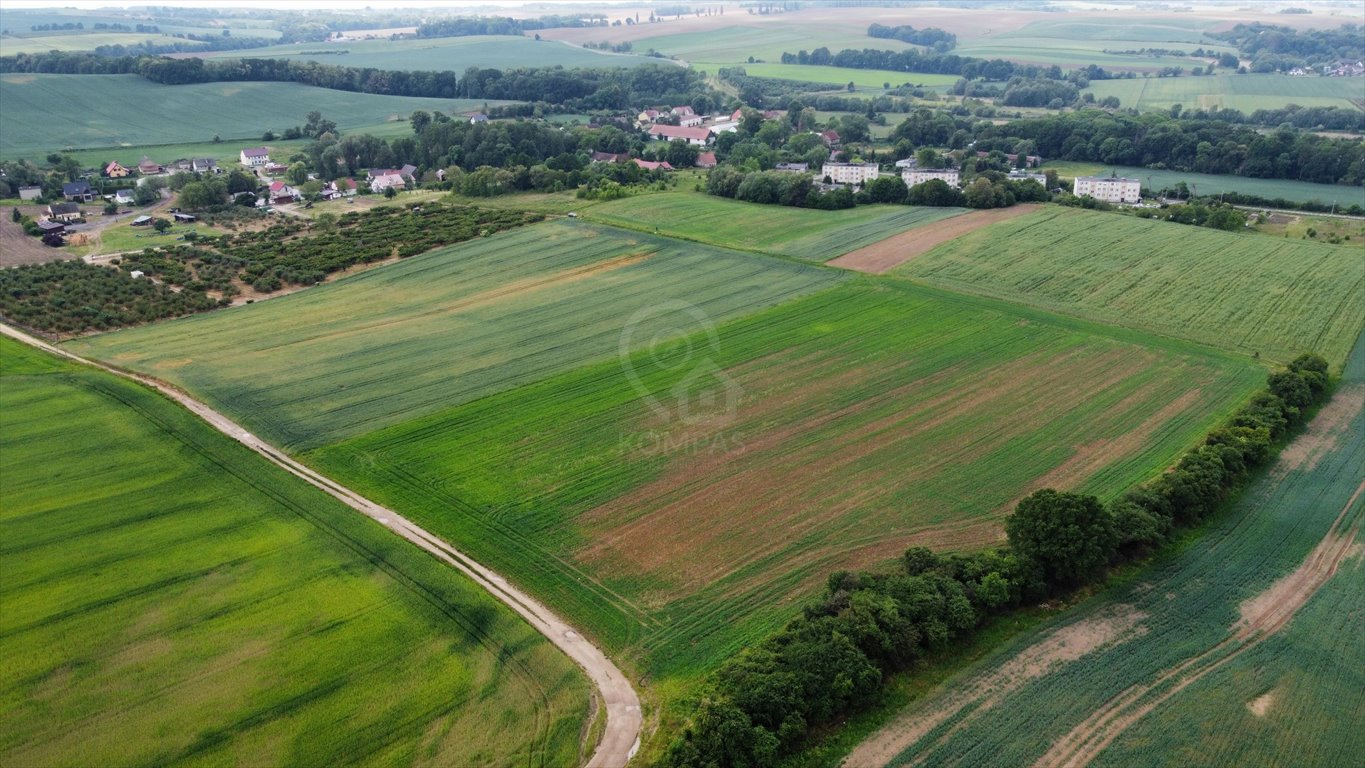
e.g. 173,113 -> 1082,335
1045,161 -> 1364,206
897,207 -> 1365,365
204,34 -> 662,71
699,62 -> 959,90
0,337 -> 589,767
582,192 -> 968,261
1084,73 -> 1365,113
0,74 -> 501,158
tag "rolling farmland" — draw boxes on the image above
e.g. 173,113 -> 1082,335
69,221 -> 843,449
896,208 -> 1365,365
1084,74 -> 1365,114
0,337 -> 589,767
698,62 -> 959,90
856,330 -> 1364,768
0,74 -> 502,157
582,192 -> 968,261
202,35 -> 663,71
299,281 -> 1262,679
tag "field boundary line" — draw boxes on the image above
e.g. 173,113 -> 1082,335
0,323 -> 642,768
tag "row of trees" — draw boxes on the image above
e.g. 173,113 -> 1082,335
866,23 -> 957,50
1211,22 -> 1364,70
664,354 -> 1334,767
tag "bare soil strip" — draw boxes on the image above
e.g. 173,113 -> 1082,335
0,324 -> 642,768
827,205 -> 1039,274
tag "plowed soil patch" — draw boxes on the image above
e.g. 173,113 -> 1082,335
827,205 -> 1039,274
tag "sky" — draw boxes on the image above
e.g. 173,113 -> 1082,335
0,0 -> 623,10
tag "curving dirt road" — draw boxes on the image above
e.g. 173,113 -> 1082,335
0,323 -> 642,768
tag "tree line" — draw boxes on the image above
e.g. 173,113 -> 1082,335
1211,22 -> 1364,71
663,353 -> 1334,767
866,22 -> 957,50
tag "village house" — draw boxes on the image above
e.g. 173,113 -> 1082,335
590,151 -> 630,164
138,156 -> 163,175
636,108 -> 662,126
191,158 -> 219,174
775,162 -> 809,173
894,157 -> 917,169
679,113 -> 706,128
37,219 -> 65,237
818,130 -> 841,147
268,180 -> 299,204
104,161 -> 131,178
263,162 -> 289,176
62,180 -> 94,202
469,113 -> 489,124
670,105 -> 695,118
240,147 -> 271,167
1074,175 -> 1142,203
321,178 -> 358,200
822,161 -> 880,186
114,189 -> 135,205
1007,170 -> 1048,184
18,186 -> 42,201
695,151 -> 717,169
47,201 -> 83,222
633,159 -> 673,171
903,168 -> 962,188
648,124 -> 712,146
370,172 -> 406,194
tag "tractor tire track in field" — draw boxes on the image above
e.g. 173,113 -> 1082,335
1035,474 -> 1364,768
0,323 -> 642,768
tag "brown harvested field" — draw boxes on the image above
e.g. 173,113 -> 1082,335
0,211 -> 64,267
827,205 -> 1038,274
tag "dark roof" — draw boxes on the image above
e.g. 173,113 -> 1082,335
62,180 -> 92,195
37,219 -> 64,231
49,202 -> 80,214
242,147 -> 270,158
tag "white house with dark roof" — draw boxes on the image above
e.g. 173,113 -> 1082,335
240,147 -> 271,167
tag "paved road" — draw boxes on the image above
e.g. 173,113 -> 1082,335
1,323 -> 642,768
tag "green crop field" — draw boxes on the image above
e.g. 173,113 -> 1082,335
203,35 -> 662,71
69,221 -> 844,449
896,208 -> 1365,365
582,192 -> 968,261
699,62 -> 958,90
298,281 -> 1261,680
872,330 -> 1365,768
0,74 -> 504,159
953,15 -> 1235,71
580,23 -> 919,65
0,337 -> 589,767
1044,162 -> 1365,206
0,32 -> 208,55
1084,74 -> 1365,113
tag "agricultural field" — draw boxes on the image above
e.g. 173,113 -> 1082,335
201,34 -> 664,71
0,74 -> 501,159
582,192 -> 968,261
896,207 -> 1365,365
1044,161 -> 1364,206
706,62 -> 958,91
856,330 -> 1364,768
0,336 -> 590,767
1084,74 -> 1365,114
298,281 -> 1262,680
545,20 -> 921,65
69,221 -> 843,448
0,32 -> 208,55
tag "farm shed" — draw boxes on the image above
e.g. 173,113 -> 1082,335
173,212 -> 196,223
131,215 -> 153,227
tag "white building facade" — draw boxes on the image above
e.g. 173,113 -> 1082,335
902,169 -> 961,188
821,162 -> 880,185
1074,176 -> 1142,203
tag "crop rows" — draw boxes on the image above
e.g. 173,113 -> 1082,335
583,192 -> 967,261
70,221 -> 844,449
0,337 -> 589,767
876,330 -> 1364,768
897,207 -> 1365,365
304,281 -> 1262,679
